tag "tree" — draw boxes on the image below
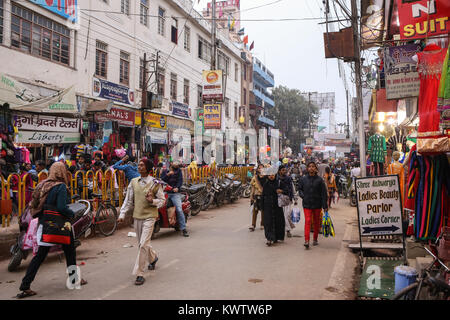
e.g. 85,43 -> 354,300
267,86 -> 320,154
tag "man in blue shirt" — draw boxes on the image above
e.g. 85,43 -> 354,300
161,162 -> 189,237
113,155 -> 140,182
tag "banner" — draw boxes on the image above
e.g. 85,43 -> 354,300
203,104 -> 221,129
170,101 -> 190,118
144,112 -> 167,129
93,77 -> 135,106
14,113 -> 80,132
202,70 -> 223,101
95,107 -> 135,127
29,0 -> 78,23
384,44 -> 421,100
361,0 -> 385,49
397,0 -> 450,40
355,175 -> 403,236
16,131 -> 80,144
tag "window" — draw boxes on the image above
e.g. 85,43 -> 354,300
158,7 -> 165,36
225,98 -> 230,118
0,0 -> 4,44
217,51 -> 230,76
170,73 -> 177,101
11,4 -> 70,65
158,72 -> 165,98
197,85 -> 203,108
183,79 -> 189,104
139,58 -> 145,89
95,41 -> 108,78
184,26 -> 190,52
234,102 -> 238,121
198,36 -> 211,63
120,51 -> 130,85
243,88 -> 247,105
235,63 -> 238,82
243,64 -> 247,80
140,0 -> 149,26
171,18 -> 178,44
121,0 -> 130,15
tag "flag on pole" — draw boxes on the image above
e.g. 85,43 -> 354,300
230,17 -> 236,30
249,41 -> 254,51
238,27 -> 245,35
243,35 -> 248,45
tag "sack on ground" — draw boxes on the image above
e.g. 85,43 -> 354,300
291,207 -> 301,224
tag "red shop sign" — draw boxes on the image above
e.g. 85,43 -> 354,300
397,0 -> 450,40
95,107 -> 135,126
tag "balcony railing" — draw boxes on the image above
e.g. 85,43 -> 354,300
253,62 -> 275,88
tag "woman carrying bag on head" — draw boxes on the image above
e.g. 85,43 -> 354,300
17,162 -> 87,299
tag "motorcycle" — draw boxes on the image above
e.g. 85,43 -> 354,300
180,182 -> 209,216
336,173 -> 350,199
241,175 -> 252,198
8,197 -> 91,272
222,173 -> 242,203
349,177 -> 357,207
152,184 -> 190,238
203,176 -> 226,209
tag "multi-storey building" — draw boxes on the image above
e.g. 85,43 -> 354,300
0,0 -> 242,161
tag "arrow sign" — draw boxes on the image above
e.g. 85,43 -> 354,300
362,225 -> 400,234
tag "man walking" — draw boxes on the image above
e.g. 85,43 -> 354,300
297,161 -> 328,249
118,159 -> 166,285
161,162 -> 189,237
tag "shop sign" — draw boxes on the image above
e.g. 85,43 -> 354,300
397,0 -> 450,40
95,107 -> 135,126
93,77 -> 135,106
29,0 -> 78,23
16,131 -> 80,144
384,44 -> 421,100
170,101 -> 190,118
203,104 -> 221,129
14,113 -> 80,133
202,70 -> 224,101
144,112 -> 167,129
355,175 -> 403,237
166,116 -> 194,132
147,130 -> 168,144
195,109 -> 205,134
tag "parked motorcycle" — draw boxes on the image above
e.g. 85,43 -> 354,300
8,197 -> 91,272
241,176 -> 252,198
222,173 -> 242,203
180,182 -> 209,216
152,184 -> 190,238
203,176 -> 226,209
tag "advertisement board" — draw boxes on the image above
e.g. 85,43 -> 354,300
397,0 -> 450,40
144,112 -> 167,129
16,131 -> 80,144
203,104 -> 221,129
384,44 -> 421,100
93,77 -> 135,106
29,0 -> 78,23
202,70 -> 223,101
95,107 -> 135,127
14,113 -> 80,132
171,101 -> 190,118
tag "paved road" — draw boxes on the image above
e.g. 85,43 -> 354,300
0,197 -> 359,300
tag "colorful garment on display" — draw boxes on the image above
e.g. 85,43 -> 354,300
387,130 -> 407,153
368,133 -> 387,163
387,161 -> 405,204
416,44 -> 449,153
406,151 -> 450,240
438,45 -> 450,129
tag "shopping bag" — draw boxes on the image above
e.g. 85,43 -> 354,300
290,207 -> 301,224
40,208 -> 71,245
321,211 -> 335,237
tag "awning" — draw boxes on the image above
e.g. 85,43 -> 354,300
86,99 -> 114,113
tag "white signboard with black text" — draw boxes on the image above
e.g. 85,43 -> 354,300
16,131 -> 81,144
355,175 -> 403,236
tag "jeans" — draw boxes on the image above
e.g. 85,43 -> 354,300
168,193 -> 186,231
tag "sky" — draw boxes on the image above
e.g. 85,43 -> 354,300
193,0 -> 360,132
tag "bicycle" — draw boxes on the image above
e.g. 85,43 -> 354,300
392,245 -> 450,300
75,188 -> 118,237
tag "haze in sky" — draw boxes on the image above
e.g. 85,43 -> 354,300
194,0 -> 356,132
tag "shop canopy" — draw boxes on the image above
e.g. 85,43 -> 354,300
85,99 -> 114,113
1,73 -> 78,113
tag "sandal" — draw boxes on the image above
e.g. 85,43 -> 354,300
16,290 -> 37,299
81,279 -> 88,286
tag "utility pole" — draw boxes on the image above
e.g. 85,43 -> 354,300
141,52 -> 148,157
351,0 -> 366,177
346,89 -> 350,139
211,0 -> 217,70
308,92 -> 312,138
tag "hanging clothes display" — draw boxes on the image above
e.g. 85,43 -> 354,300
368,132 -> 387,176
438,44 -> 450,129
406,150 -> 450,240
416,43 -> 449,153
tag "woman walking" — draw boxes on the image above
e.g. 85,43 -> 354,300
278,165 -> 295,238
297,161 -> 328,249
16,162 -> 87,298
262,167 -> 285,246
249,164 -> 265,231
324,166 -> 337,208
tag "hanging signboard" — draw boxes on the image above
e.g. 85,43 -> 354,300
170,101 -> 190,118
93,77 -> 135,106
361,0 -> 385,49
384,44 -> 421,100
29,0 -> 78,23
355,175 -> 404,237
203,104 -> 222,129
95,107 -> 135,127
14,113 -> 80,132
397,0 -> 450,40
16,131 -> 80,144
202,70 -> 223,101
144,112 -> 167,129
